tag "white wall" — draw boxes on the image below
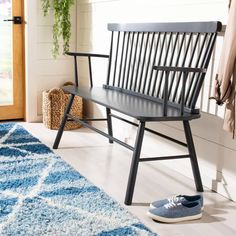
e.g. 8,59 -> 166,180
24,0 -> 77,122
76,0 -> 236,201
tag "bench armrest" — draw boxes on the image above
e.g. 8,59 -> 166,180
153,66 -> 206,74
66,52 -> 109,58
152,65 -> 206,116
68,52 -> 109,88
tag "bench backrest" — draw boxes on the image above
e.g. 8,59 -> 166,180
105,22 -> 222,113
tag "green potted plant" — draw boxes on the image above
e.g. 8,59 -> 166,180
41,0 -> 75,58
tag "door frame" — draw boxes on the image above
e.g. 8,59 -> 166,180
0,0 -> 25,120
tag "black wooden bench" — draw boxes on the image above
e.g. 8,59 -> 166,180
53,21 -> 222,205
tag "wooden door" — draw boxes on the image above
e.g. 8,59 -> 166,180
0,0 -> 24,120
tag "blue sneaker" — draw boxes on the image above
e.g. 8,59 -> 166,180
147,201 -> 202,223
150,195 -> 203,210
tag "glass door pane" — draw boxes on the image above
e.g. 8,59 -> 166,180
0,0 -> 13,105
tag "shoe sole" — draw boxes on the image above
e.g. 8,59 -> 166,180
147,211 -> 202,223
149,203 -> 204,211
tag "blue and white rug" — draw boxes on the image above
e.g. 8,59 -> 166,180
0,123 -> 157,236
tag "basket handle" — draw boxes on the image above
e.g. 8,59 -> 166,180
63,81 -> 74,87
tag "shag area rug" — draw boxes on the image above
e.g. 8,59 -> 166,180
0,123 -> 157,236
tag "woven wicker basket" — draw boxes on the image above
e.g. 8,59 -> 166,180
42,85 -> 82,130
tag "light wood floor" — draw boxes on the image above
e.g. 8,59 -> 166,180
22,122 -> 236,236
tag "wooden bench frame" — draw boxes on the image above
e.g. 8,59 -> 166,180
53,21 -> 222,205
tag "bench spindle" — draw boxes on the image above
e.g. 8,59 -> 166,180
125,32 -> 135,90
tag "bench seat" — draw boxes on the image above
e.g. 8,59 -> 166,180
64,85 -> 200,122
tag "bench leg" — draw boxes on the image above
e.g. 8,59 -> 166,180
183,120 -> 204,192
125,121 -> 145,205
53,94 -> 75,149
106,108 -> 113,143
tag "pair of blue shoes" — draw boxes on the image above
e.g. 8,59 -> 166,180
147,195 -> 203,223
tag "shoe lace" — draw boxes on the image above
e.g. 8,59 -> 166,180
168,195 -> 183,203
164,202 -> 180,209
